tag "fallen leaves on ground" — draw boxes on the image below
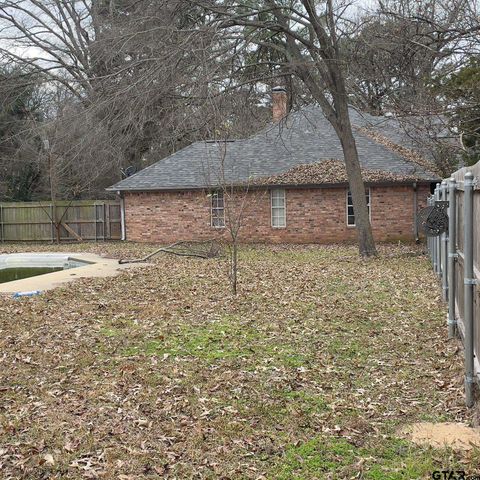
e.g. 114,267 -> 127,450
0,242 -> 476,479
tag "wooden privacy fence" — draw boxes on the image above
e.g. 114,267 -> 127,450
427,160 -> 480,407
0,200 -> 122,242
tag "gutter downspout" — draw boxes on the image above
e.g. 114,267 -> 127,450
413,182 -> 419,243
464,171 -> 475,407
119,192 -> 126,241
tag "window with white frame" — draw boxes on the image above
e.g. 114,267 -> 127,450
347,189 -> 370,226
271,189 -> 286,228
211,191 -> 225,227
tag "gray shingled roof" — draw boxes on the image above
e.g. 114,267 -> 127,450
107,105 -> 439,192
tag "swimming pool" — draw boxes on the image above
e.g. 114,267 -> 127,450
0,252 -> 130,295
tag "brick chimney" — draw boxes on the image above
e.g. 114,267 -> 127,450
272,86 -> 288,122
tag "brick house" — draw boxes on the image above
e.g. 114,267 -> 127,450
108,89 -> 439,244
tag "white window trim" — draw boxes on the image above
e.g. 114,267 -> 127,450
271,188 -> 286,228
211,191 -> 225,228
346,188 -> 371,227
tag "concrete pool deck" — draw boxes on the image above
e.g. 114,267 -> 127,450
0,253 -> 146,293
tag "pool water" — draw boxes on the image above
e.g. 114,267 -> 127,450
0,267 -> 63,284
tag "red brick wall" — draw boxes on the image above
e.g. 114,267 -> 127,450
123,184 -> 431,243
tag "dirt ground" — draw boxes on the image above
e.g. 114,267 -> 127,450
404,422 -> 480,451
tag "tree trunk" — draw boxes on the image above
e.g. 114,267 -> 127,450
293,53 -> 378,257
340,127 -> 377,257
231,241 -> 238,295
49,151 -> 60,244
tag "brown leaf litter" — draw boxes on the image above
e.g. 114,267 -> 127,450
0,242 -> 475,479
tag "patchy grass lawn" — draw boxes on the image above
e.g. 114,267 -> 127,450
0,242 -> 477,479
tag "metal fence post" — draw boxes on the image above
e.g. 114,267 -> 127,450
433,190 -> 436,271
428,195 -> 437,264
441,180 -> 449,300
426,197 -> 430,263
448,178 -> 457,339
438,183 -> 442,277
435,184 -> 441,274
432,196 -> 437,271
464,171 -> 475,407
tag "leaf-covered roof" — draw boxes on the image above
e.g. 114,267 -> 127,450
108,105 -> 439,192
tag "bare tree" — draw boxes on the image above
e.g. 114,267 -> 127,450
0,64 -> 43,200
204,140 -> 258,295
0,2 -> 199,171
0,1 -> 273,198
197,0 -> 377,256
343,0 -> 480,175
345,0 -> 476,113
